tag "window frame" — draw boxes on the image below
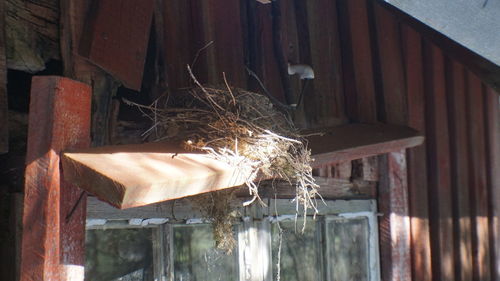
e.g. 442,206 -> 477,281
86,199 -> 380,281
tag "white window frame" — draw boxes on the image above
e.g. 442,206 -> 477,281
86,199 -> 380,281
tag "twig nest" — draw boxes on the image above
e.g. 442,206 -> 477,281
130,84 -> 320,253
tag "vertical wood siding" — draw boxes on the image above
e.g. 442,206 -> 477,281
157,1 -> 500,280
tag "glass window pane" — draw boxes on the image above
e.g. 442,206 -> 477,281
173,224 -> 238,281
327,217 -> 369,281
271,219 -> 321,281
85,228 -> 154,281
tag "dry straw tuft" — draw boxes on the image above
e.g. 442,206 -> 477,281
127,69 -> 320,252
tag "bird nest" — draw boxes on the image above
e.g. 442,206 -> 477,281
127,74 -> 320,253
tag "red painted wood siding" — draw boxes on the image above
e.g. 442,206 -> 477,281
153,1 -> 500,280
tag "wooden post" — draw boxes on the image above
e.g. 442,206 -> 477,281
20,76 -> 91,281
378,150 -> 411,281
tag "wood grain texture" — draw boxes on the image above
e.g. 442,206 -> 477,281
466,72 -> 491,281
485,87 -> 500,281
60,0 -> 120,147
424,43 -> 455,281
79,0 -> 154,90
374,4 -> 407,125
401,24 -> 432,281
62,142 -> 255,209
304,0 -> 346,127
5,0 -> 59,72
446,60 -> 473,281
345,0 -> 378,122
307,123 -> 423,167
378,150 -> 411,281
0,0 -> 7,154
20,76 -> 91,281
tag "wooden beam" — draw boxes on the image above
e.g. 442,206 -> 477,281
0,0 -> 7,154
62,123 -> 417,209
378,150 -> 411,281
308,123 -> 424,167
20,76 -> 91,281
233,177 -> 376,200
79,0 -> 154,90
61,142 -> 255,209
86,196 -> 376,221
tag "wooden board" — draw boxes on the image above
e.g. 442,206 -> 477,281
61,123 -> 420,209
485,87 -> 500,280
20,76 -> 91,281
446,60 -> 473,281
307,123 -> 423,167
0,0 -> 7,154
62,142 -> 255,209
79,0 -> 155,90
466,72 -> 491,281
378,150 -> 411,281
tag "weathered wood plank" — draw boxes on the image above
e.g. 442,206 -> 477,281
466,71 -> 491,281
233,177 -> 377,200
203,0 -> 246,87
79,0 -> 155,90
86,196 -> 376,221
424,43 -> 455,281
446,60 -> 473,281
485,87 -> 500,280
307,123 -> 424,167
60,0 -> 120,147
161,0 -> 194,91
345,0 -> 378,122
62,142 -> 255,209
401,24 -> 432,281
20,76 -> 91,281
5,0 -> 59,72
378,150 -> 411,281
305,0 -> 346,127
0,0 -> 7,154
374,3 -> 407,125
375,9 -> 412,280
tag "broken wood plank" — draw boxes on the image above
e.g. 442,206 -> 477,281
0,0 -> 7,154
307,123 -> 424,167
79,0 -> 155,90
20,76 -> 91,281
62,142 -> 255,209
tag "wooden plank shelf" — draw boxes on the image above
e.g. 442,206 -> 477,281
308,123 -> 424,167
62,123 -> 423,209
62,142 -> 254,209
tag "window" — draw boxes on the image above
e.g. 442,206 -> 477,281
85,199 -> 380,281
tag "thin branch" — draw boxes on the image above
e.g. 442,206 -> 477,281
191,40 -> 214,68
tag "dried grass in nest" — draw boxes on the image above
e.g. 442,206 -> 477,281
189,190 -> 239,254
126,70 -> 321,253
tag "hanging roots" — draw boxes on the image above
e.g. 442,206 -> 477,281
126,70 -> 320,252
